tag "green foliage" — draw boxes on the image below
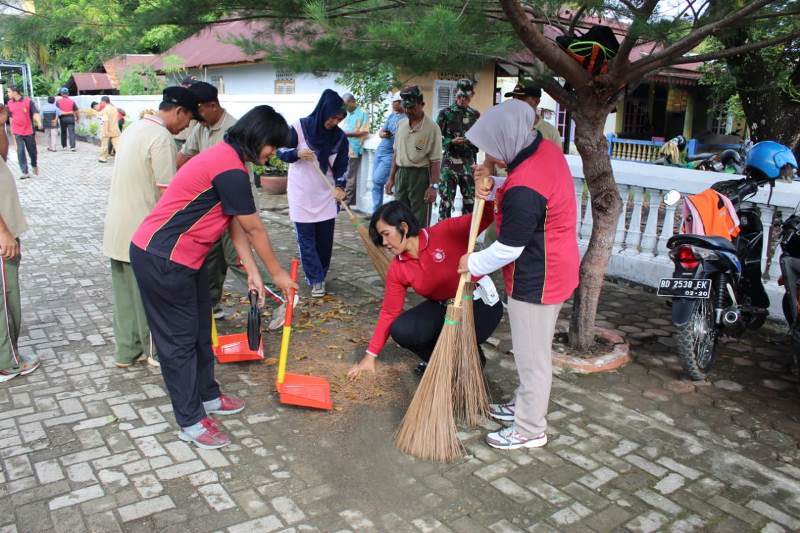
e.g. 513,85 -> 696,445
88,122 -> 100,136
268,155 -> 288,173
336,65 -> 398,133
119,65 -> 165,95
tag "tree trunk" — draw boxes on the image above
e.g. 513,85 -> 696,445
568,104 -> 622,350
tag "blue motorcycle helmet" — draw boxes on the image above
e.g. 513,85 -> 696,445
745,141 -> 798,181
59,87 -> 69,95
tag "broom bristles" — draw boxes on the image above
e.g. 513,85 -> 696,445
394,305 -> 464,462
453,284 -> 491,427
355,221 -> 391,280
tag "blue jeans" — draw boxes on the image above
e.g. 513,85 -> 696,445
295,219 -> 336,285
371,150 -> 393,212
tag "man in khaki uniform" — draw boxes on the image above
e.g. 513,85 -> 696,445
177,81 -> 251,319
385,85 -> 442,227
0,106 -> 40,382
504,84 -> 562,146
98,96 -> 122,163
102,87 -> 199,368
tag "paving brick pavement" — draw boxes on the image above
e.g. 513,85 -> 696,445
1,140 -> 800,532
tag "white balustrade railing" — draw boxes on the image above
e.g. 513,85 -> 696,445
354,143 -> 800,320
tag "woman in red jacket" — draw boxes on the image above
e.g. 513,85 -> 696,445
347,200 -> 503,378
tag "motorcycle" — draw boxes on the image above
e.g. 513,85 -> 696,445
659,175 -> 773,380
778,200 -> 800,372
654,136 -> 751,174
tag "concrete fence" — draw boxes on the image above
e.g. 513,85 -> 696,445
353,147 -> 800,320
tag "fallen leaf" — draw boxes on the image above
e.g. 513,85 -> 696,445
264,358 -> 278,366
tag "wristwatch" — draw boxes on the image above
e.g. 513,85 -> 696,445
430,183 -> 439,190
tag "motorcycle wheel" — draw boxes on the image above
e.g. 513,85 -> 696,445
675,297 -> 719,381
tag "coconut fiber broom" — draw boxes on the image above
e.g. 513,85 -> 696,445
453,198 -> 491,427
311,164 -> 392,280
394,199 -> 487,462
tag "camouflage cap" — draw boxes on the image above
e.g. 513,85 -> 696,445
456,78 -> 475,96
399,85 -> 423,108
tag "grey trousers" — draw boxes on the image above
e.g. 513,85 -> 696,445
344,156 -> 361,206
507,298 -> 563,437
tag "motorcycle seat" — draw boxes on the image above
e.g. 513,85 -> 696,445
668,234 -> 736,253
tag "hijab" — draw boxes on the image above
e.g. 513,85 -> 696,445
300,89 -> 347,173
465,99 -> 537,164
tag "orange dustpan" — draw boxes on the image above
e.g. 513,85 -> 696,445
276,259 -> 332,410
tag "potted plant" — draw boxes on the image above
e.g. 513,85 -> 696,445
258,155 -> 289,195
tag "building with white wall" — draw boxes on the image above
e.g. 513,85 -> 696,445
149,20 -> 347,96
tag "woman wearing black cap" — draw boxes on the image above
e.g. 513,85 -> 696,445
129,105 -> 297,450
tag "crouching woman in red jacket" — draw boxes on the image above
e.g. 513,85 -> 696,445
348,200 -> 503,378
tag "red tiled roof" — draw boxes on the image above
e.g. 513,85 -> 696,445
151,20 -> 277,69
103,55 -> 157,88
70,73 -> 115,92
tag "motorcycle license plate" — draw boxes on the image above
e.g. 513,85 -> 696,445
657,278 -> 712,298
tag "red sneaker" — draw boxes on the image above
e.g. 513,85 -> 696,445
204,394 -> 245,415
178,417 -> 231,449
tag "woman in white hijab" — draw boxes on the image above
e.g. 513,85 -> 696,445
458,99 -> 579,451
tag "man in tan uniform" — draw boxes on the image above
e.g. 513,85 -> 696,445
504,84 -> 562,146
176,81 -> 248,320
98,96 -> 122,163
0,105 -> 40,382
102,87 -> 200,368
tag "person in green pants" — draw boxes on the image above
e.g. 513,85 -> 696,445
0,106 -> 40,382
103,87 -> 200,368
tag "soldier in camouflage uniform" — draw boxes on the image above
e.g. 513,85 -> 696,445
436,79 -> 480,220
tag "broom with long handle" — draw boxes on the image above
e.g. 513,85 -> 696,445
394,203 -> 486,462
311,164 -> 392,280
453,198 -> 491,427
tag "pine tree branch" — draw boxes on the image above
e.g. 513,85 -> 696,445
623,0 -> 781,82
498,0 -> 589,90
567,4 -> 588,36
612,0 -> 659,76
666,28 -> 800,66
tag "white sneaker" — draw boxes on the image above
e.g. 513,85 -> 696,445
489,402 -> 516,422
311,282 -> 326,298
485,425 -> 547,450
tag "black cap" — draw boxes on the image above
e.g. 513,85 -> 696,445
180,75 -> 198,87
504,83 -> 542,98
188,81 -> 218,104
161,86 -> 201,121
399,85 -> 423,108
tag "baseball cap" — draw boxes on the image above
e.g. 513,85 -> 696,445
161,86 -> 202,120
188,81 -> 218,104
504,83 -> 542,98
180,75 -> 198,87
391,91 -> 402,102
399,85 -> 423,108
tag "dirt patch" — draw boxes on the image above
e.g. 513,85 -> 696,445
217,293 -> 412,413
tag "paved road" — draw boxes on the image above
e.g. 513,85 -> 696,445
1,141 -> 799,532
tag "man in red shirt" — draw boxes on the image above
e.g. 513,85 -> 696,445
56,87 -> 78,151
6,86 -> 39,179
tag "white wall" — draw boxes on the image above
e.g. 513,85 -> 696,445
187,63 -> 348,96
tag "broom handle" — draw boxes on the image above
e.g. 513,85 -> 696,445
311,162 -> 358,221
277,259 -> 300,385
454,198 -> 486,308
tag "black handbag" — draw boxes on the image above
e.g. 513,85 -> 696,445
247,290 -> 261,350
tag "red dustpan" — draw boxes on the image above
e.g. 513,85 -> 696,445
275,259 -> 332,410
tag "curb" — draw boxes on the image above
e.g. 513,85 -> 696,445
552,320 -> 631,373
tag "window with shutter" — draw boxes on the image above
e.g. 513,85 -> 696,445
433,80 -> 458,117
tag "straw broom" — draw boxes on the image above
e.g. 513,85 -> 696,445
394,200 -> 487,461
452,198 -> 491,427
311,164 -> 392,280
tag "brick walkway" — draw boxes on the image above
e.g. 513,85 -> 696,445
1,141 -> 800,532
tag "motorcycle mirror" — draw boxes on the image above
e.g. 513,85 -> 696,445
664,190 -> 681,206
